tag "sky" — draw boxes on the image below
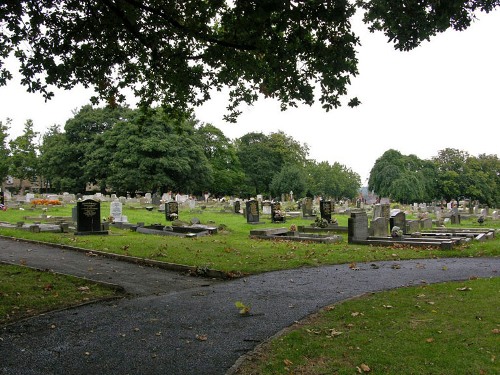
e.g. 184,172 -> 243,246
1,10 -> 499,186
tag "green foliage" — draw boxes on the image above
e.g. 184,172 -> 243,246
8,120 -> 39,192
270,164 -> 307,198
360,0 -> 500,51
236,131 -> 309,195
6,2 -> 494,121
196,124 -> 245,196
306,160 -> 361,200
0,119 -> 10,182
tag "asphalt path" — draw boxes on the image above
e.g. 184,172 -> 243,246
0,237 -> 498,375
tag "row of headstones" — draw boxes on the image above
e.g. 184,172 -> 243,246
350,211 -> 434,241
243,199 -> 334,224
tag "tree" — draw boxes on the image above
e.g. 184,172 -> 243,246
236,131 -> 308,196
269,164 -> 307,199
432,148 -> 469,201
3,1 -> 495,121
9,120 -> 39,193
195,124 -> 245,197
100,108 -> 212,194
307,160 -> 361,200
0,119 -> 10,183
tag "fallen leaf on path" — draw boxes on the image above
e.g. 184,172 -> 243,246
196,334 -> 208,341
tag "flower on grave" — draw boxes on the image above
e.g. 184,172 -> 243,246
0,203 -> 6,211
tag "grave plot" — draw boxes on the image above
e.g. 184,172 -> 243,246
349,211 -> 497,250
249,227 -> 342,244
136,223 -> 217,238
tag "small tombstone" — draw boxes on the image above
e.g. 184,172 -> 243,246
320,200 -> 333,222
406,220 -> 420,234
76,199 -> 106,234
110,201 -> 123,222
234,201 -> 241,214
262,201 -> 272,215
0,189 -> 4,206
420,218 -> 433,230
246,200 -> 260,223
381,204 -> 391,221
302,197 -> 314,217
166,201 -> 179,221
152,194 -> 161,206
348,211 -> 369,242
26,193 -> 35,203
390,211 -> 406,234
370,217 -> 388,237
492,211 -> 498,220
372,204 -> 382,219
271,202 -> 285,223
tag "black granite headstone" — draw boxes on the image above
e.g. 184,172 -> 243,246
271,202 -> 285,223
234,201 -> 241,214
0,189 -> 4,206
166,201 -> 179,221
320,200 -> 333,222
246,200 -> 260,223
76,199 -> 102,233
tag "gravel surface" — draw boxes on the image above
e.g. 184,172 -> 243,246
0,237 -> 498,374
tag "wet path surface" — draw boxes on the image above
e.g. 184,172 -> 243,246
0,238 -> 498,374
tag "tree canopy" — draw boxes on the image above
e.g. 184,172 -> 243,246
2,1 -> 497,121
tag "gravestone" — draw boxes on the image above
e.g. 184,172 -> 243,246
348,211 -> 369,243
271,202 -> 285,223
420,218 -> 433,229
262,201 -> 272,215
320,200 -> 333,222
302,197 -> 313,217
0,189 -> 4,206
246,200 -> 260,223
372,204 -> 382,219
406,220 -> 420,234
234,201 -> 241,214
370,217 -> 388,237
492,211 -> 498,220
390,211 -> 406,234
152,193 -> 161,206
26,193 -> 35,203
110,201 -> 124,222
166,202 -> 179,221
76,199 -> 107,234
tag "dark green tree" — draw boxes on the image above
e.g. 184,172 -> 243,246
4,1 -> 495,121
0,119 -> 10,183
8,120 -> 39,193
269,164 -> 307,199
100,108 -> 212,194
307,160 -> 361,200
195,124 -> 245,197
432,148 -> 469,201
236,131 -> 308,196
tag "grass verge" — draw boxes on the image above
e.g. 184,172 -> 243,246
0,263 -> 124,326
234,277 -> 500,375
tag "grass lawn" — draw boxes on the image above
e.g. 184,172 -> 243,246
0,263 -> 124,326
234,277 -> 500,375
1,202 -> 499,275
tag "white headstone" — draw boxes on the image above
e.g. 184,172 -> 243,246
110,201 -> 123,221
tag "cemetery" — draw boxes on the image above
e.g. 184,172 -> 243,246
0,192 -> 498,269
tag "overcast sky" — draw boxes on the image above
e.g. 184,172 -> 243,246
1,10 -> 499,185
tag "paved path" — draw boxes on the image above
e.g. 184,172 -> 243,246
0,238 -> 498,375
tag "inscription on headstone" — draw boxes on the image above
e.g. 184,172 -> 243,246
166,202 -> 179,221
76,199 -> 102,233
320,200 -> 333,222
246,200 -> 260,223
